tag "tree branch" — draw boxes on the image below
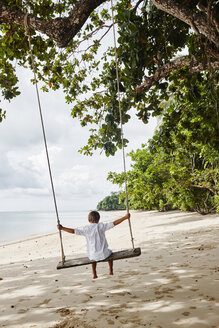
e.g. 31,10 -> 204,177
151,0 -> 219,47
198,1 -> 219,35
1,0 -> 219,49
75,23 -> 113,53
135,55 -> 219,93
76,24 -> 113,54
185,183 -> 217,195
0,0 -> 106,47
133,0 -> 144,12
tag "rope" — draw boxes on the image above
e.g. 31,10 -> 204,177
24,14 -> 65,264
110,0 -> 135,250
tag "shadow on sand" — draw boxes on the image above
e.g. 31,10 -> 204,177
0,211 -> 218,328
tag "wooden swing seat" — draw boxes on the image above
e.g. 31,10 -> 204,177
57,247 -> 141,270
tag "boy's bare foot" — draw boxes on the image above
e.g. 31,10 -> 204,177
108,260 -> 113,276
91,263 -> 97,279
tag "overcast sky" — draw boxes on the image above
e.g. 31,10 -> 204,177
0,67 -> 157,212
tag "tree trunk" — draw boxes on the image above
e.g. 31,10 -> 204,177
151,0 -> 219,47
0,0 -> 106,47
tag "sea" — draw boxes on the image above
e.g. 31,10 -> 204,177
0,210 -> 114,245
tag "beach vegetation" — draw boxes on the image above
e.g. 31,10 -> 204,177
97,192 -> 126,211
107,75 -> 219,214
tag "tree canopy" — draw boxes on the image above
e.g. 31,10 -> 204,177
0,0 -> 218,154
97,191 -> 126,210
107,70 -> 219,214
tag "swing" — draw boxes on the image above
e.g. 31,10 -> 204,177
24,0 -> 141,270
57,248 -> 141,270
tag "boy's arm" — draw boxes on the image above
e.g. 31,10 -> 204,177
57,224 -> 75,234
113,213 -> 130,226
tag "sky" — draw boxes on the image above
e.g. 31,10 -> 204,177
0,67 -> 157,212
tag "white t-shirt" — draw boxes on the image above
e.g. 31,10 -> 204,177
75,222 -> 114,261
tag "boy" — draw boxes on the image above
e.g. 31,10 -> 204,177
57,211 -> 130,279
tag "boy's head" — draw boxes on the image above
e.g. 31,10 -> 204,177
88,211 -> 100,223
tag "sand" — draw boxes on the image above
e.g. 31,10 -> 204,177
0,210 -> 219,328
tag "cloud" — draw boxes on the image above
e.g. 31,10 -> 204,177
0,153 -> 40,190
28,146 -> 62,173
0,67 -> 157,211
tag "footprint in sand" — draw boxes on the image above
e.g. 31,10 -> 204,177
56,308 -> 71,316
81,295 -> 93,303
206,296 -> 216,301
156,295 -> 164,300
17,308 -> 29,314
159,270 -> 169,273
155,256 -> 163,260
33,299 -> 51,308
111,291 -> 131,297
211,267 -> 219,273
175,285 -> 183,289
131,295 -> 138,299
18,298 -> 29,303
114,279 -> 123,283
179,263 -> 189,268
73,283 -> 82,287
111,284 -> 124,290
82,299 -> 90,304
182,312 -> 190,316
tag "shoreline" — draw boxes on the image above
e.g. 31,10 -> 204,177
2,208 -> 216,248
1,210 -> 219,328
0,209 -> 118,247
0,232 -> 58,248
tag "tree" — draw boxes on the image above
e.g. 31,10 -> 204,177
108,71 -> 219,214
1,1 -> 218,48
108,148 -> 172,210
97,191 -> 126,210
0,0 -> 218,155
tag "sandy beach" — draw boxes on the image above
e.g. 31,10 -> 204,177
0,210 -> 219,328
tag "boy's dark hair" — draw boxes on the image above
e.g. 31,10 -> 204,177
88,211 -> 100,223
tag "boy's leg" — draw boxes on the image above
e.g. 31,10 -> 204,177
91,262 -> 98,279
108,260 -> 113,275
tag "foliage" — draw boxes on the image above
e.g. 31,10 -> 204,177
0,0 -> 218,155
108,71 -> 219,214
97,191 -> 126,211
1,1 -> 218,213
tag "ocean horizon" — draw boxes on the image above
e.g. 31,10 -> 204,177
0,210 -> 114,245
